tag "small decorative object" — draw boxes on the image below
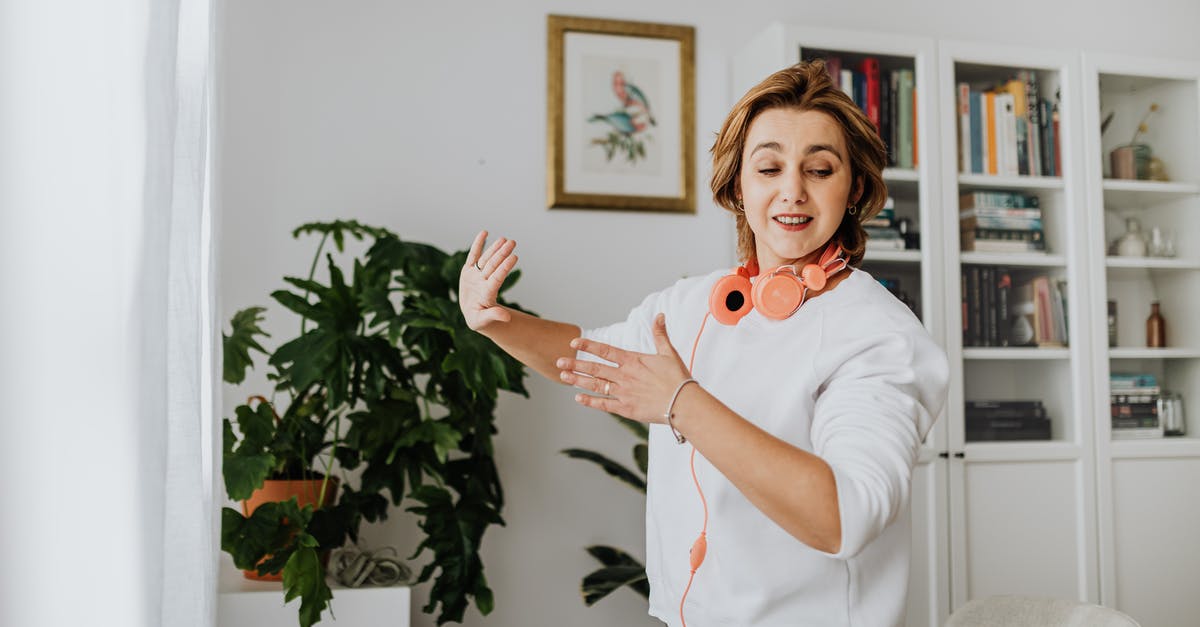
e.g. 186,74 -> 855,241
1115,217 -> 1148,257
1147,156 -> 1170,181
1109,103 -> 1159,180
1148,226 -> 1177,258
546,15 -> 695,212
1158,393 -> 1186,436
1146,301 -> 1166,348
1107,300 -> 1118,347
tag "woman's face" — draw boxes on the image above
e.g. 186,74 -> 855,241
738,107 -> 860,271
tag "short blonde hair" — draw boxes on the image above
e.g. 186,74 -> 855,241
710,60 -> 888,267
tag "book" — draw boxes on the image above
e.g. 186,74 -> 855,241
995,267 -> 1012,346
969,90 -> 984,173
960,190 -> 1040,209
960,228 -> 1046,252
959,215 -> 1044,231
897,69 -> 914,169
995,92 -> 1018,176
985,90 -> 997,175
958,82 -> 971,173
861,57 -> 881,129
1024,71 -> 1043,176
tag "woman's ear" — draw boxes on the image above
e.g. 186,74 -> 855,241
851,175 -> 864,206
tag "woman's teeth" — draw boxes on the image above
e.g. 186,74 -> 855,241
774,216 -> 812,225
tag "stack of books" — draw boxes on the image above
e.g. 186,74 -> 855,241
965,400 -> 1051,441
1111,373 -> 1163,439
960,191 -> 1045,253
864,197 -> 906,250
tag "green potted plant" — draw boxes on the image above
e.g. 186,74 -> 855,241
221,220 -> 532,626
561,415 -> 652,606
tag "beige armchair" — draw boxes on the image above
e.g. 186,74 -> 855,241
945,595 -> 1140,627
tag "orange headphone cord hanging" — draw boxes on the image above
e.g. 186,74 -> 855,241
678,312 -> 711,627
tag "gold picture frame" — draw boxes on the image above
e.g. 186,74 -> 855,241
546,15 -> 695,213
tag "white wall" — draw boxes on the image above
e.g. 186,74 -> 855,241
216,2 -> 1200,626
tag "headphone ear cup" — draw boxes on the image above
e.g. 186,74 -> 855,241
752,271 -> 804,320
800,263 -> 827,291
709,274 -> 753,325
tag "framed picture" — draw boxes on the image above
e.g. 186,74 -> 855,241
546,15 -> 695,213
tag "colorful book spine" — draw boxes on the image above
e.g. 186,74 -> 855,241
897,69 -> 914,169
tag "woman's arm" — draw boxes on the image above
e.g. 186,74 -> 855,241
459,230 -> 581,382
556,314 -> 842,553
668,385 -> 843,553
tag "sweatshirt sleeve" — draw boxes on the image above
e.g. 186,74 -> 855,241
809,316 -> 948,560
577,289 -> 668,365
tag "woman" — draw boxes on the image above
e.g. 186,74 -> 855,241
458,60 -> 948,627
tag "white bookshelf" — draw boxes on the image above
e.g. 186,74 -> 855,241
1082,51 -> 1200,624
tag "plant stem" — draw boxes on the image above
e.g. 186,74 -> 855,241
301,232 -> 331,335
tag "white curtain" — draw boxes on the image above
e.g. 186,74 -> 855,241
0,1 -> 218,626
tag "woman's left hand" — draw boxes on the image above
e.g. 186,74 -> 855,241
556,313 -> 693,424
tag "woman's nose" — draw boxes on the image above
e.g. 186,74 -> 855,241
780,169 -> 806,205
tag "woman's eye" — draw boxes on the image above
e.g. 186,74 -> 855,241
808,169 -> 833,178
757,168 -> 780,175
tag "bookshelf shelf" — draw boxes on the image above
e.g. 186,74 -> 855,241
1104,257 -> 1200,271
1102,179 -> 1200,208
963,347 -> 1071,360
958,173 -> 1065,190
1109,347 -> 1200,359
1109,437 -> 1200,459
864,249 -> 921,263
960,252 -> 1066,267
883,167 -> 920,182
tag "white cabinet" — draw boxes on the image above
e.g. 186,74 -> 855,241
736,22 -> 1200,627
935,39 -> 1100,613
1080,51 -> 1200,624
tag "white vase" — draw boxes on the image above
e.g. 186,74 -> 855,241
1116,217 -> 1148,257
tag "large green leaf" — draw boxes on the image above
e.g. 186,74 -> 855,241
581,565 -> 649,605
283,534 -> 334,627
223,307 -> 270,384
561,448 -> 646,493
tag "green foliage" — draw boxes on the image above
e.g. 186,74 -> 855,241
560,414 -> 651,606
221,221 -> 531,626
581,546 -> 650,605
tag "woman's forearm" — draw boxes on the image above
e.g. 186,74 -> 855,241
479,307 -> 582,383
669,384 -> 842,554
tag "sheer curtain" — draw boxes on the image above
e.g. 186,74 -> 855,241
0,1 -> 218,626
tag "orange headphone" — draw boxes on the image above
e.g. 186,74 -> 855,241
708,241 -> 849,325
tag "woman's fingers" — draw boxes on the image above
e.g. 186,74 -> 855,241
481,239 -> 516,279
468,230 -> 488,266
569,337 -> 625,366
487,249 -> 518,285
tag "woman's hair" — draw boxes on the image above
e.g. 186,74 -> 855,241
710,59 -> 888,267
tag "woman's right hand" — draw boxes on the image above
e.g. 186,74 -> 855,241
459,230 -> 519,332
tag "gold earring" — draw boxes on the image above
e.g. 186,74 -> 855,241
736,199 -> 744,212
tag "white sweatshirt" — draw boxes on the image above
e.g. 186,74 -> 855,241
581,268 -> 949,627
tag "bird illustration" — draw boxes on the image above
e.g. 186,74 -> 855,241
588,110 -> 640,135
612,71 -> 656,126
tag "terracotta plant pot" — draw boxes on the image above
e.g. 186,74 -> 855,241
241,476 -> 339,581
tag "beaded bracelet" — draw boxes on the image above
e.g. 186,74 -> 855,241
665,378 -> 699,444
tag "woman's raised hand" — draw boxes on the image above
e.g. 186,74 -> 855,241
459,230 -> 519,332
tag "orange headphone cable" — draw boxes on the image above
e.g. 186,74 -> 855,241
678,312 -> 712,627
